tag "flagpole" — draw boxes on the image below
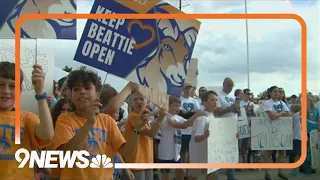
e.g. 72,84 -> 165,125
179,0 -> 182,10
245,0 -> 250,89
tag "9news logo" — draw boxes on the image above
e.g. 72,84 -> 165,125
15,148 -> 113,168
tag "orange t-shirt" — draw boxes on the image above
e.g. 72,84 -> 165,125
124,112 -> 153,168
0,111 -> 51,180
52,112 -> 126,180
46,143 -> 61,178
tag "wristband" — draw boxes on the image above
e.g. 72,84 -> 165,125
35,92 -> 48,100
133,129 -> 142,135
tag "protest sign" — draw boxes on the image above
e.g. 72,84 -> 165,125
258,100 -> 266,113
310,130 -> 320,169
251,116 -> 293,150
0,39 -> 54,114
74,0 -> 201,99
0,0 -> 19,30
238,108 -> 250,139
185,58 -> 198,87
0,0 -> 77,39
207,116 -> 239,174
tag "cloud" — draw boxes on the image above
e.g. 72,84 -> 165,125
177,0 -> 319,96
39,0 -> 319,96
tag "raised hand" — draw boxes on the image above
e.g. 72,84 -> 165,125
31,64 -> 45,95
204,129 -> 210,138
134,108 -> 150,130
127,81 -> 140,92
86,99 -> 102,125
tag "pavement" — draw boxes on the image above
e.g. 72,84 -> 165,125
213,169 -> 318,180
151,165 -> 319,180
153,169 -> 319,180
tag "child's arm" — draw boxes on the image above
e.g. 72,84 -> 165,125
194,129 -> 210,142
116,153 -> 135,179
142,107 -> 166,138
102,82 -> 138,115
193,117 -> 209,142
168,111 -> 206,129
118,109 -> 149,161
62,101 -> 102,151
32,64 -> 54,140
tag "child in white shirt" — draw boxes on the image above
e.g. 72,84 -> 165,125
158,96 -> 205,180
189,90 -> 239,180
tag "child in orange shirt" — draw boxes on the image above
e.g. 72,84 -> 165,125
51,67 -> 148,180
122,91 -> 166,180
0,62 -> 54,180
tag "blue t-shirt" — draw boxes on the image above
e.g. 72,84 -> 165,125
307,107 -> 319,132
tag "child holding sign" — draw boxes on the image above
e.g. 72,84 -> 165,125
121,91 -> 165,180
51,67 -> 148,180
189,91 -> 220,180
0,62 -> 54,180
158,96 -> 206,180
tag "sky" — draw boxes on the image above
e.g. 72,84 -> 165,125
38,0 -> 319,97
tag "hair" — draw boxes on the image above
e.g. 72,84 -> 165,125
243,88 -> 250,94
201,90 -> 218,102
100,84 -> 118,108
57,76 -> 68,90
0,61 -> 24,86
267,86 -> 278,99
278,87 -> 287,102
169,95 -> 181,105
307,94 -> 315,109
291,94 -> 297,99
67,66 -> 102,92
291,104 -> 301,113
234,89 -> 242,97
52,98 -> 74,127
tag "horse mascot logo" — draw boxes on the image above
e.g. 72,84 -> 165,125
127,3 -> 199,96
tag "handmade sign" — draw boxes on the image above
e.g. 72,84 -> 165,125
258,100 -> 266,113
185,58 -> 198,87
207,116 -> 239,174
0,40 -> 54,114
310,130 -> 320,169
251,116 -> 293,150
0,0 -> 77,39
74,0 -> 201,99
238,108 -> 250,139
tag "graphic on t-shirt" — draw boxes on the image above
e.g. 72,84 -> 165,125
273,103 -> 283,113
74,128 -> 108,160
0,140 -> 11,159
182,102 -> 195,113
174,129 -> 182,145
225,96 -> 235,105
0,125 -> 24,160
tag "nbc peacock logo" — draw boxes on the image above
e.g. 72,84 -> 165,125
90,154 -> 113,168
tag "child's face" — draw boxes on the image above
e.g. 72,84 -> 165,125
61,103 -> 73,113
203,94 -> 218,110
71,82 -> 98,110
169,102 -> 180,115
0,77 -> 15,111
131,92 -> 147,113
113,109 -> 120,121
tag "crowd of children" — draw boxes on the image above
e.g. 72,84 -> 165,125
0,61 -> 319,180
